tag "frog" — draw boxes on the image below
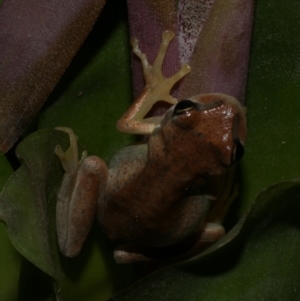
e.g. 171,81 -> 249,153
55,30 -> 247,264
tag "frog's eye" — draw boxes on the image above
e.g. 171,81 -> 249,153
232,139 -> 244,163
173,100 -> 196,116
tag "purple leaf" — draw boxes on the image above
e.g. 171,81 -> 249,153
0,0 -> 106,153
127,0 -> 254,105
127,0 -> 179,98
179,0 -> 254,103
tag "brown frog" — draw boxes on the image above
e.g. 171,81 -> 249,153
55,30 -> 247,264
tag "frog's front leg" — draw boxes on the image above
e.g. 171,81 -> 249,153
55,127 -> 108,257
117,30 -> 191,135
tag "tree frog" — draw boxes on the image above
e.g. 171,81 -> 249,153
55,30 -> 247,264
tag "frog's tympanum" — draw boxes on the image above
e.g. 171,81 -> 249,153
55,31 -> 247,264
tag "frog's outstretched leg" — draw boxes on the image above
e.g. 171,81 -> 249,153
55,127 -> 108,257
117,30 -> 191,135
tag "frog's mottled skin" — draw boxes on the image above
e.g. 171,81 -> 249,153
55,31 -> 247,263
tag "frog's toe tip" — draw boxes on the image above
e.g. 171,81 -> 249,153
55,127 -> 74,135
182,64 -> 191,73
55,145 -> 64,157
55,126 -> 66,131
162,30 -> 175,41
130,37 -> 138,48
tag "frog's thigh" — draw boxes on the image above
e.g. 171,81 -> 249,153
57,156 -> 107,257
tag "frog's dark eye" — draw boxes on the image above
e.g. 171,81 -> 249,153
173,100 -> 196,116
231,139 -> 244,163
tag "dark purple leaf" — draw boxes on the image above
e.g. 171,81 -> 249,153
0,0 -> 106,153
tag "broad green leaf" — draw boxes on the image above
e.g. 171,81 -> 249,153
237,0 -> 300,214
0,128 -> 136,300
0,222 -> 21,301
0,155 -> 21,301
0,130 -> 67,281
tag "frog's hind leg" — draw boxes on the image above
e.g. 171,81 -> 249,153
55,127 -> 108,257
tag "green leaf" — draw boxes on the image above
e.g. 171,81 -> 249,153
0,222 -> 21,301
0,129 -> 67,280
237,0 -> 300,215
0,152 -> 22,301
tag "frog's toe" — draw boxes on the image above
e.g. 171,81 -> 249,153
55,127 -> 80,173
55,144 -> 65,159
162,30 -> 175,41
55,127 -> 78,147
80,150 -> 88,163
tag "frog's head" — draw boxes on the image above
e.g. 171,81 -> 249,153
157,93 -> 247,176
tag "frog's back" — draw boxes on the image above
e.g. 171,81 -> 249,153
106,143 -> 148,194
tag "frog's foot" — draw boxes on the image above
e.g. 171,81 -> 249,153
131,30 -> 190,97
117,30 -> 191,135
55,127 -> 87,174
